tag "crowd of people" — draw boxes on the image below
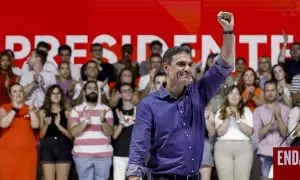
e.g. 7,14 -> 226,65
0,32 -> 300,180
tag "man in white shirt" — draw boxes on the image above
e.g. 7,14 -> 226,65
58,44 -> 81,81
20,50 -> 56,109
138,54 -> 162,92
21,41 -> 58,75
73,61 -> 109,105
139,40 -> 163,76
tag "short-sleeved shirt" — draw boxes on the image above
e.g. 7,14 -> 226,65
69,102 -> 114,157
20,70 -> 56,108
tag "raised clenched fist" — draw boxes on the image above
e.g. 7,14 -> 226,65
217,11 -> 234,31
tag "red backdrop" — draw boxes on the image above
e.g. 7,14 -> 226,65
0,0 -> 299,70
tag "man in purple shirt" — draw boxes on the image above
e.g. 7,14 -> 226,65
126,11 -> 235,180
253,80 -> 290,180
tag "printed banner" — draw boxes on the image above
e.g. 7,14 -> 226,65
273,147 -> 300,180
0,0 -> 299,70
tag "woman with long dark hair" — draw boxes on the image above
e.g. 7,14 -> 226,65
238,68 -> 264,111
39,85 -> 73,180
214,86 -> 253,180
271,64 -> 292,107
0,51 -> 19,105
257,56 -> 272,89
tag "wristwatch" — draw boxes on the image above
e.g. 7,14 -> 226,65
223,30 -> 234,35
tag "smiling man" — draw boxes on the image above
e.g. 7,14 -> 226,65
126,11 -> 235,180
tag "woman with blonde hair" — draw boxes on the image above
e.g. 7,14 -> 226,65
56,61 -> 78,107
214,86 -> 254,180
271,64 -> 292,107
257,56 -> 272,89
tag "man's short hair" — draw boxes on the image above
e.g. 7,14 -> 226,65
291,42 -> 300,48
58,44 -> 72,55
149,54 -> 162,62
154,72 -> 166,81
8,83 -> 23,95
81,60 -> 101,81
264,80 -> 277,90
117,82 -> 133,92
150,40 -> 163,49
162,46 -> 191,65
37,41 -> 51,51
85,60 -> 98,68
35,50 -> 48,65
236,57 -> 246,63
122,44 -> 133,53
90,43 -> 102,52
180,43 -> 192,50
83,80 -> 98,92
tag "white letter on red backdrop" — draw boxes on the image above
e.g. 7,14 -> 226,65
201,35 -> 220,67
271,35 -> 294,65
278,150 -> 283,166
174,35 -> 197,57
93,34 -> 117,64
137,35 -> 169,63
5,35 -> 31,60
66,35 -> 88,64
35,35 -> 60,66
122,35 -> 131,45
239,35 -> 267,70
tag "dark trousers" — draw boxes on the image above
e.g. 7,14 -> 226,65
149,173 -> 201,180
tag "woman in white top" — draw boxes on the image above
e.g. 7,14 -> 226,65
214,85 -> 254,180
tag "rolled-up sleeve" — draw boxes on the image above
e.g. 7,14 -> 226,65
252,109 -> 262,149
194,55 -> 234,105
126,101 -> 153,177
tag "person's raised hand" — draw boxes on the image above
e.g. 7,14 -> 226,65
217,11 -> 234,31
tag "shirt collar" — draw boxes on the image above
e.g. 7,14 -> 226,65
82,101 -> 101,110
158,84 -> 189,99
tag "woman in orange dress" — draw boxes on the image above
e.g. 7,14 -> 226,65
0,51 -> 19,105
237,68 -> 265,111
0,83 -> 39,180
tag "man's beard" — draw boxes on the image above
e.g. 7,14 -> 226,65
85,92 -> 98,103
266,97 -> 277,104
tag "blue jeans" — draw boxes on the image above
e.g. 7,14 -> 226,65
73,156 -> 112,180
258,154 -> 273,178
